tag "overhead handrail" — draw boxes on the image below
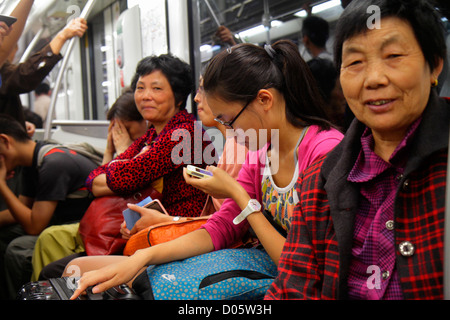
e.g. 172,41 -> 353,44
44,0 -> 96,140
262,0 -> 271,44
204,0 -> 221,28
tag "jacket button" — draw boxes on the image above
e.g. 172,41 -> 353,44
402,179 -> 410,191
385,220 -> 394,231
38,61 -> 46,69
399,241 -> 415,257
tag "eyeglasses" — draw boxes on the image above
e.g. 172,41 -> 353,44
196,85 -> 204,95
214,100 -> 251,129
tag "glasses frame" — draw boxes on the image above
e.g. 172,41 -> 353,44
214,100 -> 251,129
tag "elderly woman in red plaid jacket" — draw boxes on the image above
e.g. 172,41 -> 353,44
267,0 -> 450,300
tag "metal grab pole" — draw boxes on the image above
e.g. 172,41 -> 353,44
19,27 -> 46,63
43,0 -> 96,140
204,0 -> 221,28
445,125 -> 450,300
262,0 -> 271,45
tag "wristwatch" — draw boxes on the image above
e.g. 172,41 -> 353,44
233,199 -> 261,225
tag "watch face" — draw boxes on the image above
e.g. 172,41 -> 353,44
249,199 -> 261,211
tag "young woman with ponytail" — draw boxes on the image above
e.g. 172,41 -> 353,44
69,40 -> 344,298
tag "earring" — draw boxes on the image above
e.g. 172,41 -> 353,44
432,79 -> 438,87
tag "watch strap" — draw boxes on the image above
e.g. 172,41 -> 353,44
233,199 -> 261,225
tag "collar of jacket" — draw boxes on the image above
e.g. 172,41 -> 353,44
147,109 -> 195,139
319,90 -> 450,298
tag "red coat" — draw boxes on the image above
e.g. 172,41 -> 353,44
87,110 -> 214,217
266,92 -> 450,299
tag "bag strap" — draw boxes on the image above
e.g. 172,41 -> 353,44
37,140 -> 104,168
36,140 -> 103,199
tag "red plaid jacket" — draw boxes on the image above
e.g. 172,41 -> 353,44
266,92 -> 450,299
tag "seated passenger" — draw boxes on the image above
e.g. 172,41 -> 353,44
120,75 -> 249,238
38,54 -> 214,280
0,115 -> 98,299
102,89 -> 148,164
266,0 -> 449,300
194,76 -> 248,216
31,90 -> 148,281
68,40 -> 344,299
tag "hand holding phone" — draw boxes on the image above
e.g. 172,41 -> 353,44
122,196 -> 153,231
145,199 -> 169,215
186,165 -> 213,179
122,197 -> 169,231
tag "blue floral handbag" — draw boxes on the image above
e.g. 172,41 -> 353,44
132,247 -> 278,300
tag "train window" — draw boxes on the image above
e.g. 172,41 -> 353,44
85,0 -> 127,120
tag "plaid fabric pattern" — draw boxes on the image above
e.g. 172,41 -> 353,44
395,152 -> 447,299
266,94 -> 449,300
266,150 -> 447,300
265,157 -> 339,299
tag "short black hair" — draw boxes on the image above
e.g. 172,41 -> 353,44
334,0 -> 447,72
35,82 -> 50,95
106,90 -> 142,122
302,15 -> 330,48
130,54 -> 193,110
0,114 -> 31,142
307,58 -> 338,102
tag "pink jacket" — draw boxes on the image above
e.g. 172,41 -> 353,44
202,125 -> 344,250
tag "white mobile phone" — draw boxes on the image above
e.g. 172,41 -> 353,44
186,165 -> 213,179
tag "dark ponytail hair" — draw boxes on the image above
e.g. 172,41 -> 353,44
203,40 -> 331,130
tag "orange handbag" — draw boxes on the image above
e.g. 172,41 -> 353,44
123,217 -> 210,256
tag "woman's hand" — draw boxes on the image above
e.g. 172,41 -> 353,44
0,21 -> 12,46
50,18 -> 88,55
104,122 -> 116,157
110,120 -> 133,155
60,17 -> 88,41
70,252 -> 148,300
183,166 -> 243,200
120,204 -> 172,239
0,155 -> 8,184
25,121 -> 35,137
